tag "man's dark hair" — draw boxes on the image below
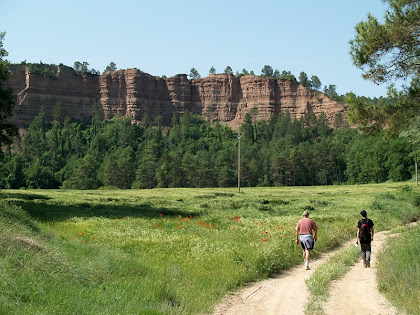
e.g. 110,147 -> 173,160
360,210 -> 367,217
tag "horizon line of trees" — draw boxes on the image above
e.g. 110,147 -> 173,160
0,103 -> 414,190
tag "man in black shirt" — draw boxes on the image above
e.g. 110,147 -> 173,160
355,210 -> 374,267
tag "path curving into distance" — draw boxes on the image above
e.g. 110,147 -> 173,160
213,231 -> 399,315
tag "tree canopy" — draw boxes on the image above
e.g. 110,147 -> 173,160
103,61 -> 117,73
350,0 -> 420,84
348,0 -> 420,135
0,31 -> 18,147
73,61 -> 99,75
224,66 -> 233,75
310,75 -> 322,91
299,71 -> 311,88
261,65 -> 274,77
189,68 -> 201,79
0,107 -> 414,189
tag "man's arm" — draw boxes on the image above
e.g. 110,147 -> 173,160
314,228 -> 317,242
371,226 -> 374,241
356,228 -> 360,244
296,230 -> 300,244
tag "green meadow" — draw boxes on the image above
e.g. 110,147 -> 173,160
1,183 -> 419,314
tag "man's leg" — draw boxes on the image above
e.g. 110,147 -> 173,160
361,251 -> 366,266
305,250 -> 311,269
361,243 -> 367,267
365,243 -> 371,267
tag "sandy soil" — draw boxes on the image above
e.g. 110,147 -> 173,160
213,231 -> 399,315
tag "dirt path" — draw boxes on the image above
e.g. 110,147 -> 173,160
323,231 -> 400,315
213,231 -> 398,315
213,244 -> 348,315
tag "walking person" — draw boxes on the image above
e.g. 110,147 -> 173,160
355,210 -> 374,267
296,210 -> 318,270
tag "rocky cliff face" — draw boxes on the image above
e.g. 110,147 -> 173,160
7,65 -> 100,126
6,65 -> 346,128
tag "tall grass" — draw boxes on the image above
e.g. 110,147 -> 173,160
377,224 -> 420,315
0,183 -> 418,314
0,201 -> 98,314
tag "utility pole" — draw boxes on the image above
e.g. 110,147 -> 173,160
414,142 -> 419,186
237,124 -> 241,193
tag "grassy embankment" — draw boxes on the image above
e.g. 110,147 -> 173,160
377,224 -> 419,315
0,183 -> 418,314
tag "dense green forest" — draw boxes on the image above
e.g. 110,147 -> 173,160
0,102 -> 414,189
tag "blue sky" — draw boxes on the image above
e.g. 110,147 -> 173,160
1,0 -> 398,97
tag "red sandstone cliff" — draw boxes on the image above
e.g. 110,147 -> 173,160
6,65 -> 346,128
7,65 -> 100,126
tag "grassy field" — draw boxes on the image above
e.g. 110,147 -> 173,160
0,183 -> 419,314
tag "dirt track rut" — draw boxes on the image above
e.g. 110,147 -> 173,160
213,231 -> 399,315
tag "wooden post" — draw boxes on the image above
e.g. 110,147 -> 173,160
415,142 -> 418,185
237,124 -> 241,193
